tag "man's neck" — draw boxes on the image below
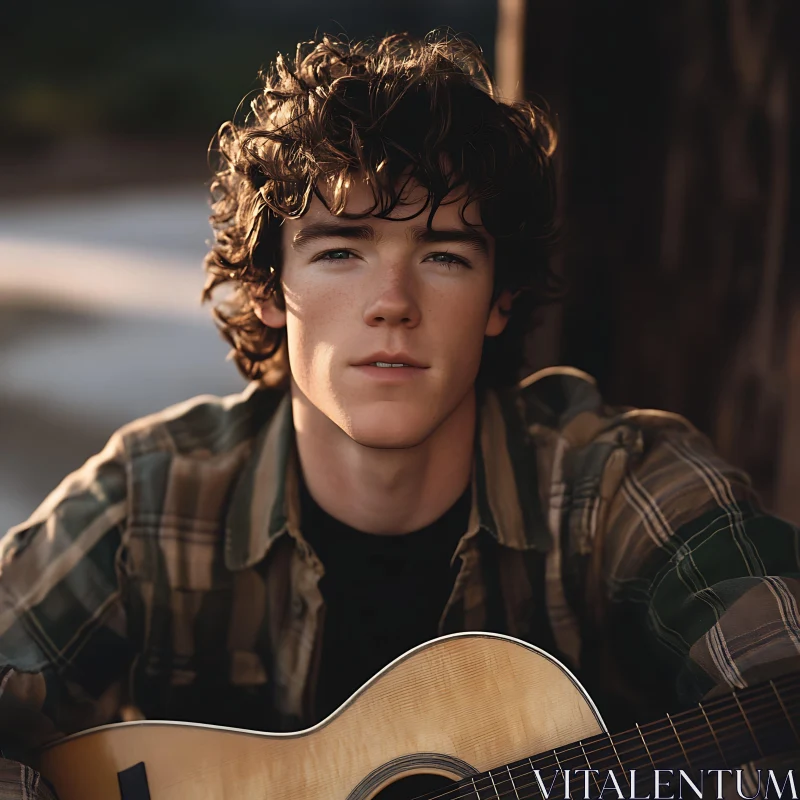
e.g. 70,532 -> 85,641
290,383 -> 476,535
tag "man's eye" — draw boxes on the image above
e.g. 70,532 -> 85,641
426,253 -> 469,269
317,249 -> 353,261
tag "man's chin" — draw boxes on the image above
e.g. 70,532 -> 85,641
344,425 -> 432,450
339,411 -> 436,450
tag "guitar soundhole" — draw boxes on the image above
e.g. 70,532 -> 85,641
371,773 -> 455,800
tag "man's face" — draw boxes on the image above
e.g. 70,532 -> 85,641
255,176 -> 511,448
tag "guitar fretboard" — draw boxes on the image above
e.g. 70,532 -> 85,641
434,671 -> 800,800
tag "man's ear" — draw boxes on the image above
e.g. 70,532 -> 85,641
484,289 -> 516,337
252,290 -> 287,329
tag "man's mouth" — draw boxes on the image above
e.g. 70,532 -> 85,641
370,362 -> 415,368
354,352 -> 429,369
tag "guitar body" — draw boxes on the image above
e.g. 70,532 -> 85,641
38,633 -> 605,800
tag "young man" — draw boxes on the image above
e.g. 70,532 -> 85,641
1,33 -> 797,798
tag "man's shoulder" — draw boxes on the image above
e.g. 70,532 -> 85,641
506,367 -> 758,550
511,368 -> 762,570
512,365 -> 695,441
104,382 -> 289,559
4,382 -> 288,543
113,381 -> 286,461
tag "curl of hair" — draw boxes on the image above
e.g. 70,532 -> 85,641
202,30 -> 561,389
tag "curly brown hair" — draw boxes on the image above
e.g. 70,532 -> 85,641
202,30 -> 560,390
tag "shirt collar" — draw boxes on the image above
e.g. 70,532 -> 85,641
224,383 -> 559,570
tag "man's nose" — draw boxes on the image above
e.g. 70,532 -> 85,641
362,266 -> 422,327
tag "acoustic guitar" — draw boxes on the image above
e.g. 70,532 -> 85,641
36,632 -> 798,800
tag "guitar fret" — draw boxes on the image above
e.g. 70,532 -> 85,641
628,722 -> 658,799
698,701 -> 729,767
471,776 -> 481,800
471,774 -> 497,800
668,705 -> 725,768
487,769 -> 500,799
506,765 -> 521,800
689,676 -> 799,767
732,690 -> 764,759
771,680 -> 800,747
550,751 -> 568,798
733,692 -> 764,757
578,741 -> 602,794
666,711 -> 692,768
527,754 -> 563,798
616,725 -> 667,800
545,749 -> 577,797
607,724 -> 653,795
607,732 -> 631,787
553,750 -> 570,797
735,681 -> 796,762
636,723 -> 656,769
697,688 -> 766,766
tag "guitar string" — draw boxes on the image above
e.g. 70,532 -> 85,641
441,693 -> 800,800
494,695 -> 793,799
545,682 -> 800,765
408,700 -> 795,800
408,679 -> 800,800
401,684 -> 800,800
405,688 -> 794,800
394,682 -> 799,800
480,707 -> 794,800
445,747 -> 704,800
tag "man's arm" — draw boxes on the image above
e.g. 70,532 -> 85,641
595,425 -> 800,767
0,431 -> 135,798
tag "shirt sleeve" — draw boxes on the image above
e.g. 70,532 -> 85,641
0,430 -> 134,790
0,762 -> 57,800
593,424 -> 800,766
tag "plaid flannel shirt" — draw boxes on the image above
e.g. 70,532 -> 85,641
0,367 -> 798,798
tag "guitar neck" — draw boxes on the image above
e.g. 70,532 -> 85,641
451,672 -> 800,799
565,671 -> 800,770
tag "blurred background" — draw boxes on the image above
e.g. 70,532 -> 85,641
1,0 -> 798,531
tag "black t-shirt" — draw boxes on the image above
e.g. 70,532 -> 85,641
299,476 -> 471,721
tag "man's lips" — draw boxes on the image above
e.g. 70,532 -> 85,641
352,364 -> 427,380
352,352 -> 429,368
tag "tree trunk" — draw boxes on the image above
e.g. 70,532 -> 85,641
516,0 -> 799,519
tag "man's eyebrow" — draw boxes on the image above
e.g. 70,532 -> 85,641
290,221 -> 491,256
409,226 -> 490,256
291,224 -> 376,249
